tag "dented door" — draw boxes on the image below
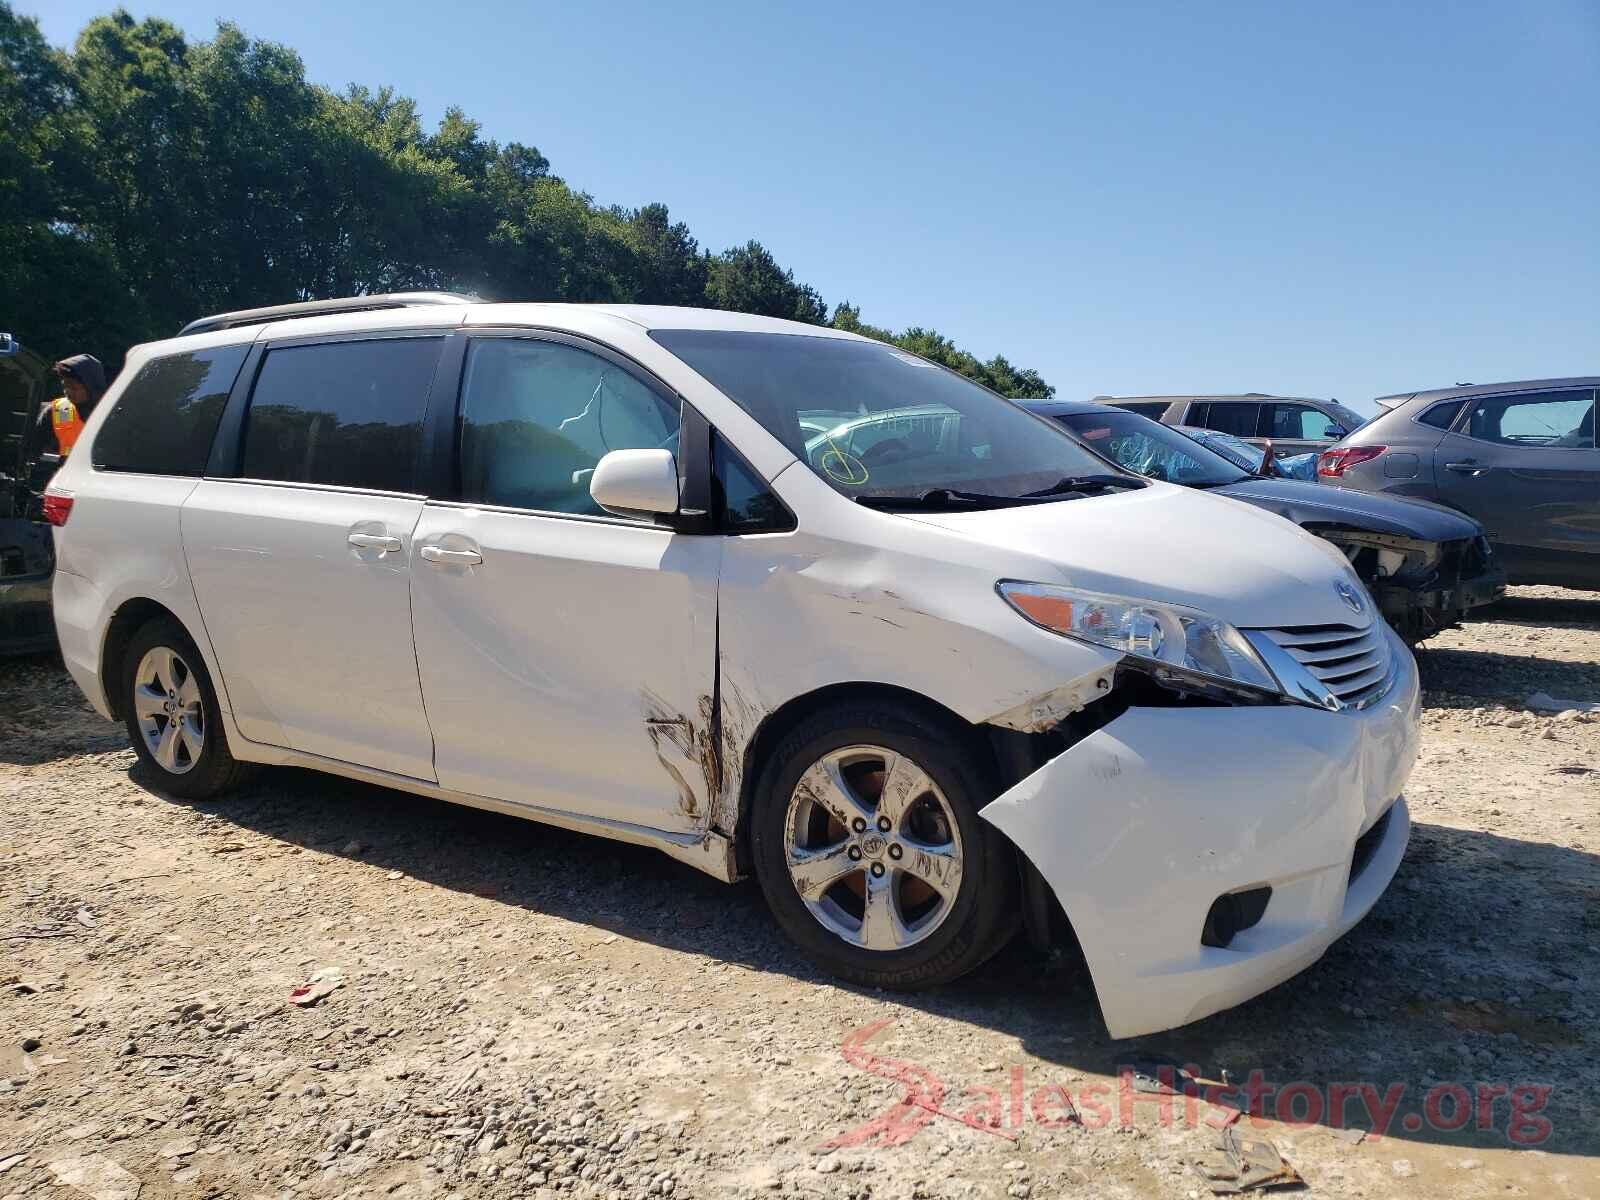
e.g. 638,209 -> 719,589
409,502 -> 720,833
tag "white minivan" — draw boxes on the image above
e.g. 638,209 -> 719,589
46,295 -> 1419,1038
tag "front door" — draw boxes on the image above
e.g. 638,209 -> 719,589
408,332 -> 719,831
1433,387 -> 1599,584
183,334 -> 446,779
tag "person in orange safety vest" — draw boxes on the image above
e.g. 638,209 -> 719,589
40,355 -> 107,457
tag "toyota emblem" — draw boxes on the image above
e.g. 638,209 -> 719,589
1336,580 -> 1365,614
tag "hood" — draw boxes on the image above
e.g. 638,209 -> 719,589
1214,478 -> 1481,540
905,483 -> 1372,629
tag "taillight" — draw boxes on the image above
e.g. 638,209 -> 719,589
42,490 -> 74,526
1317,446 -> 1386,478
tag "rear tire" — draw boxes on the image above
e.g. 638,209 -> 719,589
750,702 -> 1017,989
121,617 -> 250,800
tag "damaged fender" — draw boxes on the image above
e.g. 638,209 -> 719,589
979,634 -> 1420,1039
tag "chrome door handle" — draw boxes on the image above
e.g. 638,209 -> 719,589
1444,461 -> 1485,476
348,533 -> 402,553
418,545 -> 483,566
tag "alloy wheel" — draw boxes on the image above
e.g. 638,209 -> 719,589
132,646 -> 205,775
783,744 -> 964,951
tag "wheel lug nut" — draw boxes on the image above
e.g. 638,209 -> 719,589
876,816 -> 891,832
848,846 -> 862,861
888,844 -> 902,860
869,862 -> 885,877
851,818 -> 866,833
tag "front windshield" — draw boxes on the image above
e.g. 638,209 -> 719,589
1055,411 -> 1249,486
651,330 -> 1123,502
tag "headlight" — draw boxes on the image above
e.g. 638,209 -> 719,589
997,581 -> 1281,693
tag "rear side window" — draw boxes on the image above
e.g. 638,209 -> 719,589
240,338 -> 442,493
1416,399 -> 1465,430
1198,402 -> 1261,437
92,345 -> 249,476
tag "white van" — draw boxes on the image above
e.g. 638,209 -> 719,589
46,295 -> 1418,1038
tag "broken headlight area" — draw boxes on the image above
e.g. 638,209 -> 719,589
1316,526 -> 1442,586
1314,527 -> 1503,640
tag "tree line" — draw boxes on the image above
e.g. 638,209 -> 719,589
0,5 -> 1053,396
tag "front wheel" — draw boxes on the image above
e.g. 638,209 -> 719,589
122,618 -> 250,799
750,703 -> 1017,989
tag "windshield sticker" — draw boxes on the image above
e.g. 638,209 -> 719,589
819,448 -> 870,486
889,351 -> 940,369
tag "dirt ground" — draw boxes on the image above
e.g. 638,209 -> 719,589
2,585 -> 1597,1200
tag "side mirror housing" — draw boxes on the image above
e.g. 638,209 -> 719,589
1323,423 -> 1346,440
590,448 -> 679,517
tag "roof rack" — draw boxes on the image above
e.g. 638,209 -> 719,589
178,292 -> 475,338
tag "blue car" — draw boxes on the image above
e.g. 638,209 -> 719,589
1179,425 -> 1318,480
1024,399 -> 1505,643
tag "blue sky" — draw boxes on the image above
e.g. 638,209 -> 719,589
36,1 -> 1600,411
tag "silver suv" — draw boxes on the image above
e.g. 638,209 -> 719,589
1319,378 -> 1598,589
1102,393 -> 1367,458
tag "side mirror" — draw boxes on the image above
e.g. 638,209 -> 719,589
1323,423 -> 1346,440
590,448 -> 679,517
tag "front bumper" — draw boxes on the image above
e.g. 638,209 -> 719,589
980,630 -> 1420,1040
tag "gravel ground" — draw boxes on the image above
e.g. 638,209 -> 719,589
2,585 -> 1597,1200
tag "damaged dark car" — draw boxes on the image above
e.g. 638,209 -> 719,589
1024,399 -> 1505,643
0,332 -> 59,654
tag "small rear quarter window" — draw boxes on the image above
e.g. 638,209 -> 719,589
1416,399 -> 1465,430
92,344 -> 250,476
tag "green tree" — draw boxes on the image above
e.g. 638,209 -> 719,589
705,241 -> 826,324
0,2 -> 1053,395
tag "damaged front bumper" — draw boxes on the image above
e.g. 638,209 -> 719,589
980,628 -> 1419,1040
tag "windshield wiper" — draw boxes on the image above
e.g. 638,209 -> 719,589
854,488 -> 1042,510
1019,474 -> 1147,499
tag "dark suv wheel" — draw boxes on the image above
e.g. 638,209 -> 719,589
750,702 -> 1017,988
121,617 -> 250,799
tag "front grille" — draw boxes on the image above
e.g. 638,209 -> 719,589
1257,622 -> 1394,709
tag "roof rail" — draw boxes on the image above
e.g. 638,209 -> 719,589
178,292 -> 475,338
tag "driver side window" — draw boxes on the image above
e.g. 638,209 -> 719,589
1263,403 -> 1331,440
458,338 -> 679,517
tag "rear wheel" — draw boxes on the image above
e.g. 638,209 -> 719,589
122,618 -> 250,799
750,703 -> 1017,989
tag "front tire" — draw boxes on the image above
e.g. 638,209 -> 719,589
122,618 -> 249,799
750,703 -> 1017,989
